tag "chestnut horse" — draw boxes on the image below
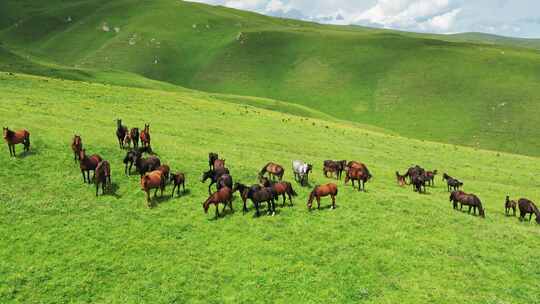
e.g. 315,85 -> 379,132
259,162 -> 284,181
79,149 -> 102,183
449,191 -> 485,218
505,196 -> 517,216
116,119 -> 128,149
307,183 -> 338,210
518,198 -> 540,223
170,172 -> 186,197
140,170 -> 165,207
345,167 -> 371,192
260,177 -> 297,207
71,135 -> 82,161
203,187 -> 233,219
3,127 -> 30,157
157,164 -> 170,182
130,128 -> 139,149
140,124 -> 151,148
95,160 -> 111,196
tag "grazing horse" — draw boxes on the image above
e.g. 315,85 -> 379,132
424,170 -> 438,186
79,149 -> 102,183
130,128 -> 139,149
213,159 -> 226,169
449,191 -> 485,218
518,198 -> 540,224
123,149 -> 141,175
203,187 -> 234,219
505,196 -> 517,216
157,164 -> 170,182
140,124 -> 151,148
323,160 -> 347,179
135,155 -> 161,177
260,177 -> 297,207
3,127 -> 30,157
443,173 -> 463,192
201,167 -> 230,194
345,167 -> 371,192
292,160 -> 312,186
115,119 -> 128,149
95,160 -> 111,196
247,186 -> 276,216
208,152 -> 219,170
71,135 -> 82,161
259,162 -> 285,181
308,183 -> 338,210
170,172 -> 186,197
396,171 -> 407,186
140,170 -> 165,207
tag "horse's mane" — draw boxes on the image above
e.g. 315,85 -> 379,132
3,128 -> 14,138
259,163 -> 270,176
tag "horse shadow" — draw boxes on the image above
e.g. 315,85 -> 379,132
16,149 -> 38,159
103,183 -> 122,199
153,194 -> 173,206
171,188 -> 191,199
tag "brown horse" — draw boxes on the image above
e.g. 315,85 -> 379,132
170,172 -> 186,197
213,159 -> 226,169
307,183 -> 338,210
130,128 -> 139,149
395,171 -> 407,186
260,177 -> 297,207
140,170 -> 165,207
116,119 -> 128,149
424,170 -> 438,186
345,166 -> 371,192
123,133 -> 132,149
505,196 -> 517,216
449,191 -> 485,218
3,127 -> 30,157
79,149 -> 102,183
323,160 -> 347,180
259,162 -> 285,181
518,198 -> 540,223
135,155 -> 161,177
232,182 -> 256,214
95,160 -> 111,196
140,124 -> 151,148
203,187 -> 233,219
71,135 -> 82,161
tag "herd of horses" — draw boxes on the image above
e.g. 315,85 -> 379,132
3,122 -> 540,224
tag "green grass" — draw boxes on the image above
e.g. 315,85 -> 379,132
1,73 -> 539,303
2,1 -> 540,156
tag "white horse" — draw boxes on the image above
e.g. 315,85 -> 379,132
292,160 -> 313,186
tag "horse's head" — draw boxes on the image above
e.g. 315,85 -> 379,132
203,200 -> 210,213
2,127 -> 9,139
116,119 -> 122,127
307,164 -> 313,173
201,170 -> 212,183
307,189 -> 317,209
479,205 -> 485,218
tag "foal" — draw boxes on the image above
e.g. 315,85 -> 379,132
307,183 -> 338,210
95,160 -> 111,196
71,135 -> 82,161
170,172 -> 186,197
505,196 -> 517,216
3,127 -> 30,157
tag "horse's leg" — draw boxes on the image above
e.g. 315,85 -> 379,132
468,206 -> 472,213
529,213 -> 533,221
95,181 -> 99,197
215,204 -> 219,219
146,191 -> 151,208
331,195 -> 336,209
154,188 -> 158,198
317,196 -> 321,209
255,202 -> 260,217
171,184 -> 176,197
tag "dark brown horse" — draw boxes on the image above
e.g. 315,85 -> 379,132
449,191 -> 485,218
79,149 -> 102,183
233,182 -> 258,214
443,173 -> 463,192
130,128 -> 139,149
260,177 -> 297,207
135,155 -> 161,177
170,172 -> 186,197
505,196 -> 517,216
123,149 -> 141,175
140,170 -> 165,207
323,160 -> 347,179
344,167 -> 371,192
259,162 -> 285,181
203,187 -> 233,219
307,183 -> 338,210
71,135 -> 82,161
404,165 -> 425,185
157,164 -> 170,182
116,119 -> 128,149
246,186 -> 276,216
395,171 -> 407,186
518,198 -> 540,223
140,124 -> 151,148
3,127 -> 30,157
208,152 -> 218,170
201,167 -> 230,194
95,160 -> 111,196
424,170 -> 438,186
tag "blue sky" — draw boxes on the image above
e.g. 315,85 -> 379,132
187,0 -> 540,38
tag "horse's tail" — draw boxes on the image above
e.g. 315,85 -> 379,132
259,163 -> 269,176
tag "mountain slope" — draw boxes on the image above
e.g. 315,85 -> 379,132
2,1 -> 540,156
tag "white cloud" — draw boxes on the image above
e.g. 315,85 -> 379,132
265,0 -> 292,13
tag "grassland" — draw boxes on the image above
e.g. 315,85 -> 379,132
2,1 -> 540,156
1,72 -> 539,303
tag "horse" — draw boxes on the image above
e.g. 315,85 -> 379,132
156,164 -> 170,182
404,165 -> 425,184
203,187 -> 234,219
135,155 -> 161,177
170,172 -> 186,197
505,196 -> 517,216
260,177 -> 297,207
140,170 -> 165,207
140,124 -> 151,148
79,149 -> 102,183
3,127 -> 30,157
292,160 -> 312,186
346,161 -> 369,172
95,160 -> 111,196
443,173 -> 463,192
233,182 -> 260,214
395,171 -> 407,186
518,198 -> 540,223
208,152 -> 218,170
115,119 -> 128,149
213,159 -> 226,169
130,128 -> 139,149
122,133 -> 132,149
411,174 -> 427,193
201,167 -> 230,195
307,183 -> 338,210
424,170 -> 438,186
449,191 -> 485,218
71,135 -> 82,161
246,185 -> 276,216
259,162 -> 285,181
123,149 -> 141,175
323,160 -> 347,179
344,167 -> 371,192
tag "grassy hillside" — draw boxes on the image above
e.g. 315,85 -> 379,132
1,1 -> 540,156
1,73 -> 539,303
